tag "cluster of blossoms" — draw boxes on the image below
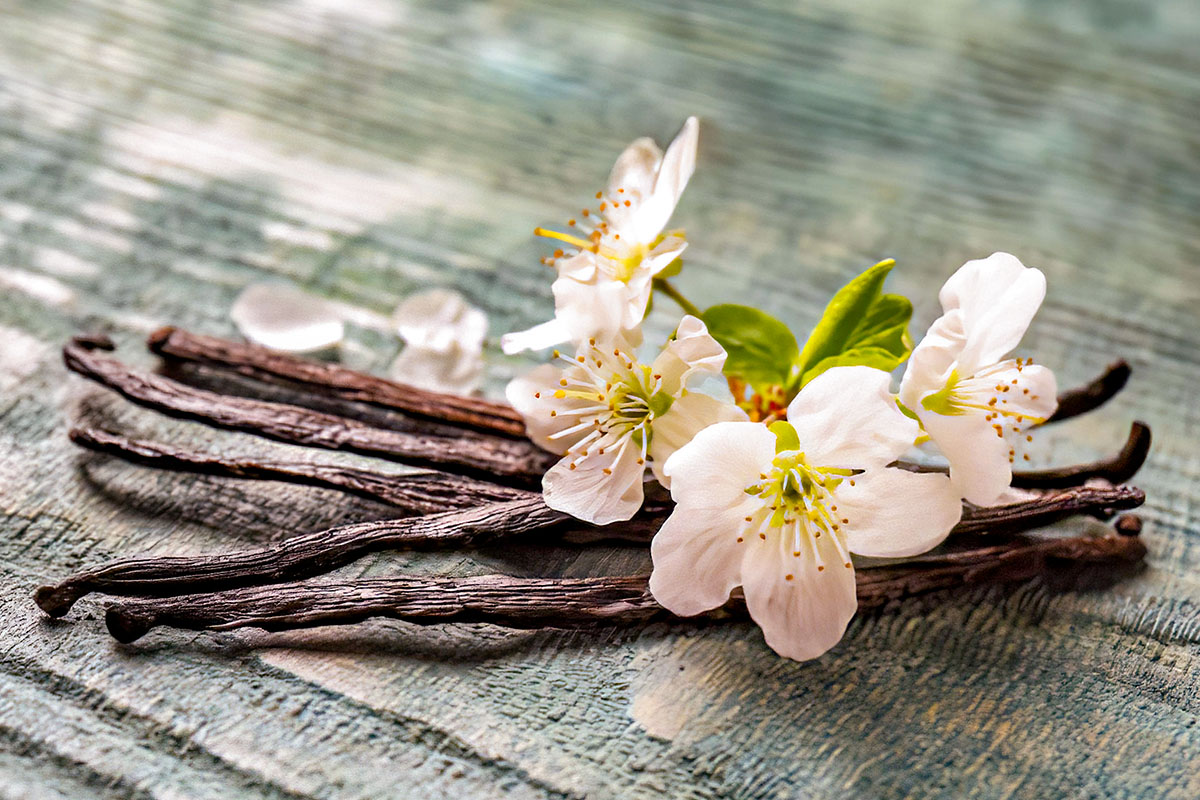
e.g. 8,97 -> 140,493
503,118 -> 1060,661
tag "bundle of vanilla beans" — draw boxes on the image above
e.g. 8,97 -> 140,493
34,328 -> 1150,643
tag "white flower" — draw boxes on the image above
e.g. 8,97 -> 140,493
390,289 -> 487,395
231,282 -> 345,353
506,315 -> 746,525
649,366 -> 963,661
898,253 -> 1059,506
501,117 -> 700,354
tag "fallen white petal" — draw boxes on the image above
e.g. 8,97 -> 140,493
393,288 -> 487,353
388,343 -> 483,395
230,282 -> 344,353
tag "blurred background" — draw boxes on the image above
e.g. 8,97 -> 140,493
1,2 -> 1197,798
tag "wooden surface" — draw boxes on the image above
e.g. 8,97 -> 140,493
1,1 -> 1198,797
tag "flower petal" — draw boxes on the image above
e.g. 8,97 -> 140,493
662,421 -> 775,510
505,364 -> 595,453
231,283 -> 345,353
787,366 -> 920,469
606,137 -> 662,202
500,318 -> 571,355
634,117 -> 699,242
542,436 -> 645,525
552,272 -> 647,344
898,309 -> 966,411
648,392 -> 748,486
392,289 -> 487,353
650,314 -> 727,396
919,411 -> 1013,506
942,253 -> 1046,374
649,500 -> 754,617
389,344 -> 483,395
740,527 -> 858,661
969,362 -> 1059,423
835,468 -> 962,558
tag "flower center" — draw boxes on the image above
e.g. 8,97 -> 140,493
541,340 -> 674,470
920,358 -> 1048,464
736,446 -> 856,572
534,188 -> 669,285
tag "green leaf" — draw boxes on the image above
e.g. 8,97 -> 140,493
794,259 -> 913,388
701,304 -> 799,388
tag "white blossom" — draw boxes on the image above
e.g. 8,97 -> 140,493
898,253 -> 1058,506
501,117 -> 699,354
649,366 -> 962,661
506,315 -> 746,524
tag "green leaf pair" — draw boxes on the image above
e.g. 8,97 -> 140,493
700,259 -> 913,400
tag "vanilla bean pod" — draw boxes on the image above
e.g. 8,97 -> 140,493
1044,359 -> 1131,423
101,531 -> 1146,642
148,327 -> 525,438
34,483 -> 1141,617
145,328 -> 1129,433
68,423 -> 1148,535
1010,421 -> 1151,489
64,336 -> 554,487
70,427 -> 533,514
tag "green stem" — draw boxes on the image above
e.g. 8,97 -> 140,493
652,278 -> 703,319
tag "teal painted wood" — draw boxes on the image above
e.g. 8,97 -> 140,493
0,1 -> 1198,797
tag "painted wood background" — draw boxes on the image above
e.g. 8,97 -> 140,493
1,1 -> 1198,797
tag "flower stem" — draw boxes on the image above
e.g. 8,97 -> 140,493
652,278 -> 703,319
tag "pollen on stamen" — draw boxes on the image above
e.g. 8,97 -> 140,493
624,200 -> 631,207
817,565 -> 825,572
559,379 -> 568,387
581,209 -> 590,217
603,467 -> 612,475
785,574 -> 794,581
617,187 -> 625,193
744,516 -> 753,522
1023,454 -> 1031,461
759,533 -> 767,540
595,191 -> 603,199
533,392 -> 541,398
844,562 -> 852,569
599,202 -> 607,211
737,537 -> 744,543
1026,435 -> 1033,442
613,233 -> 620,240
841,518 -> 849,524
568,462 -> 575,470
550,410 -> 557,417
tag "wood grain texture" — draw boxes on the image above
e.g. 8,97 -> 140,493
0,0 -> 1197,798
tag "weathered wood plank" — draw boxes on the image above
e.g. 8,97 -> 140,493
0,0 -> 1197,797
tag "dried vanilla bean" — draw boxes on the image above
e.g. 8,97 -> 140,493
148,327 -> 526,438
952,484 -> 1143,534
146,327 -> 1129,431
34,496 -> 559,617
102,531 -> 1146,642
1044,359 -> 1131,423
70,427 -> 534,514
35,483 -> 1142,617
64,336 -> 554,487
1010,421 -> 1151,489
